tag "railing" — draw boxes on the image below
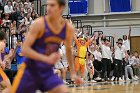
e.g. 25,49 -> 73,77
82,25 -> 93,35
41,4 -> 47,16
73,20 -> 82,29
0,26 -> 24,49
32,0 -> 42,16
11,34 -> 23,48
106,36 -> 114,47
62,15 -> 71,19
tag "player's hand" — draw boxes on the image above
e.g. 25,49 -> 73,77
71,74 -> 83,85
47,52 -> 61,65
0,62 -> 5,70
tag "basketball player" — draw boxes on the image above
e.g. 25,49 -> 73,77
11,0 -> 82,93
0,31 -> 11,93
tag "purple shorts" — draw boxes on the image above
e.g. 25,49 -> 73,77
12,63 -> 64,93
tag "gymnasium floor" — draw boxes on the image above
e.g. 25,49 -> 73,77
35,80 -> 140,93
68,81 -> 140,93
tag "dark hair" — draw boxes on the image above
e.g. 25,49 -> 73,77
88,53 -> 94,58
134,51 -> 138,54
57,0 -> 66,6
118,42 -> 122,46
118,38 -> 123,42
123,35 -> 127,39
0,31 -> 6,40
103,38 -> 109,42
7,1 -> 12,5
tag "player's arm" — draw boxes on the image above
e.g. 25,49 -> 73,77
22,18 -> 59,64
64,23 -> 75,75
0,43 -> 5,69
65,22 -> 83,84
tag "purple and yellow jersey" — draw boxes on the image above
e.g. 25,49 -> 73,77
12,17 -> 68,93
24,17 -> 67,70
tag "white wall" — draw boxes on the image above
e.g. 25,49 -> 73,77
41,0 -> 140,15
93,27 -> 140,42
133,0 -> 140,11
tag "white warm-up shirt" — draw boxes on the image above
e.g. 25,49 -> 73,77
114,45 -> 123,60
99,38 -> 112,60
123,39 -> 130,51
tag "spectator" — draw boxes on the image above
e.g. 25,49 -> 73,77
123,27 -> 131,52
113,43 -> 123,81
4,1 -> 14,14
13,0 -> 19,6
89,45 -> 102,73
11,20 -> 17,35
19,3 -> 23,9
31,11 -> 38,20
16,40 -> 24,69
31,3 -> 35,12
87,53 -> 95,82
99,34 -> 112,81
0,0 -> 8,6
24,2 -> 28,13
18,7 -> 25,22
132,51 -> 140,79
25,0 -> 31,8
24,13 -> 33,25
125,53 -> 137,80
2,13 -> 11,27
27,7 -> 31,14
74,33 -> 95,79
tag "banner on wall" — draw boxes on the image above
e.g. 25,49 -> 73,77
69,0 -> 88,14
109,0 -> 132,12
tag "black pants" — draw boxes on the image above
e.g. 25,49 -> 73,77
101,58 -> 111,79
94,60 -> 102,71
93,60 -> 102,78
113,59 -> 122,78
122,58 -> 126,76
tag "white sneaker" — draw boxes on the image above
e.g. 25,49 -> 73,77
63,80 -> 69,84
95,77 -> 101,80
122,76 -> 125,80
119,77 -> 123,81
126,78 -> 130,81
134,75 -> 139,80
111,76 -> 115,81
90,80 -> 97,83
132,77 -> 138,81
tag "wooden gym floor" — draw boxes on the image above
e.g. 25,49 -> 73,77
36,80 -> 140,93
68,80 -> 140,93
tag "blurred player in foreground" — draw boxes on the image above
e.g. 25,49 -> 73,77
0,31 -> 11,93
11,0 -> 83,93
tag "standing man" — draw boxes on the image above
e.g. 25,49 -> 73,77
11,0 -> 82,93
112,34 -> 123,81
123,27 -> 131,53
74,33 -> 95,79
99,34 -> 112,81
